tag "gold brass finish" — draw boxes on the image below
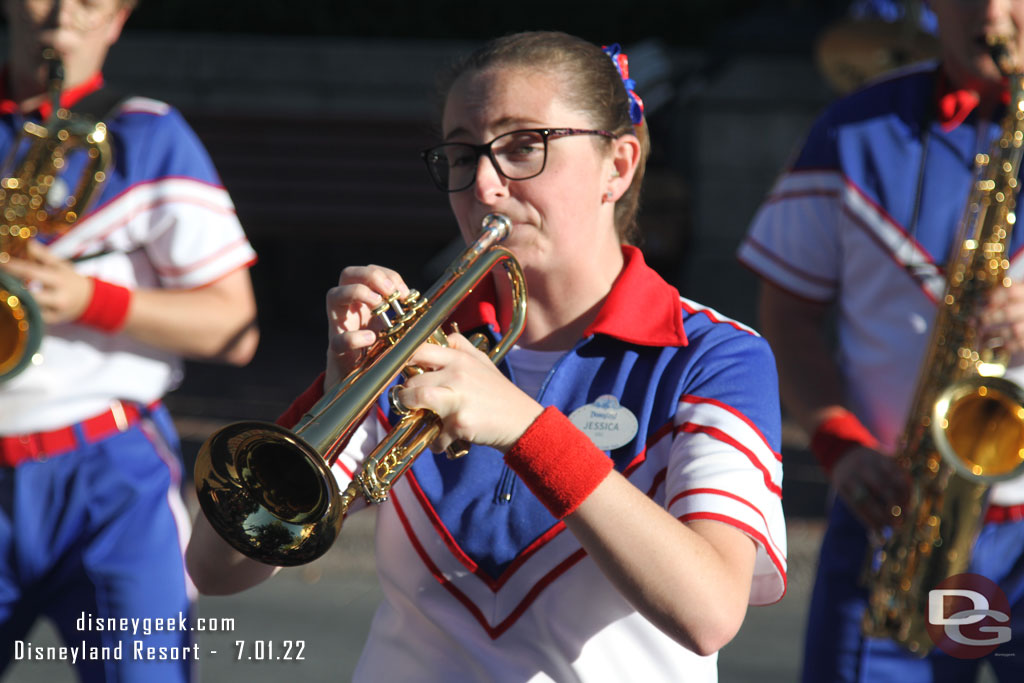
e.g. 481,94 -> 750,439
0,49 -> 112,382
861,38 -> 1024,654
194,214 -> 527,566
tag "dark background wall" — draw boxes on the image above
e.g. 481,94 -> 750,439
4,0 -> 935,517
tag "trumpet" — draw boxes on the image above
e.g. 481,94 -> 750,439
194,214 -> 527,566
0,49 -> 112,382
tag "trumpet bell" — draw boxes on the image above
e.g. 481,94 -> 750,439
0,271 -> 42,382
194,421 -> 346,566
933,375 -> 1024,481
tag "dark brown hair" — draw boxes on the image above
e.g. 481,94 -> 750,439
441,31 -> 650,245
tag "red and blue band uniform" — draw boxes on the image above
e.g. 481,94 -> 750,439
740,64 -> 1024,681
0,73 -> 256,682
279,247 -> 787,682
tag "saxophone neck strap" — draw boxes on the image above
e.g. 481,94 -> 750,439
67,86 -> 126,122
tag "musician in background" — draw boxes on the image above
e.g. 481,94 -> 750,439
739,0 -> 1024,680
0,1 -> 257,681
187,30 -> 786,682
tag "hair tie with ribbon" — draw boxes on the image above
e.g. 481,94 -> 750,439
602,43 -> 644,125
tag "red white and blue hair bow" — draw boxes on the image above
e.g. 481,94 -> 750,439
602,43 -> 644,125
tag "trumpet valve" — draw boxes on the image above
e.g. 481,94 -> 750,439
388,384 -> 412,417
372,291 -> 403,328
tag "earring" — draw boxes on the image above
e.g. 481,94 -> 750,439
611,170 -> 620,178
605,190 -> 614,202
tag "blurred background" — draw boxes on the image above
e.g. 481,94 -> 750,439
1,1 -> 956,680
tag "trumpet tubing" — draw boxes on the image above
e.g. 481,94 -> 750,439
194,213 -> 527,566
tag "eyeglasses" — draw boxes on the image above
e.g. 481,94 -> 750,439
421,128 -> 616,193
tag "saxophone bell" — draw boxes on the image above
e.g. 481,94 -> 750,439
861,39 -> 1024,654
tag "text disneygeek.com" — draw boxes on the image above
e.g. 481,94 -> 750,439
10,612 -> 306,664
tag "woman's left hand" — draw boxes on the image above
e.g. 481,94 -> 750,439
394,333 -> 543,453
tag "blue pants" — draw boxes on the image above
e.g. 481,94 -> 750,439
802,498 -> 1024,682
0,404 -> 193,683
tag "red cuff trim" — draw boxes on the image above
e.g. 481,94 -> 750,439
76,278 -> 132,332
985,503 -> 1024,524
276,372 -> 326,428
504,406 -> 613,519
809,411 -> 878,477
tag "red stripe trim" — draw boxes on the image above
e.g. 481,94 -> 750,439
620,421 -> 673,476
679,511 -> 787,602
678,299 -> 755,336
672,487 -> 786,559
676,423 -> 782,497
763,188 -> 840,206
738,261 -> 833,305
56,177 -> 235,252
839,179 -> 943,304
386,398 -> 783,633
392,489 -> 588,640
183,257 -> 259,291
1010,243 -> 1024,265
840,204 -> 942,305
841,177 -> 933,265
679,395 -> 781,462
336,406 -> 392,481
67,193 -> 237,254
151,236 -> 253,278
740,236 -> 837,288
404,473 -> 570,592
755,170 -> 943,306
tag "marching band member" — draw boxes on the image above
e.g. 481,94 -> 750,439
188,31 -> 785,682
0,1 -> 257,681
740,0 -> 1024,679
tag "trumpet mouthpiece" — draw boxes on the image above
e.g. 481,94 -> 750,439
481,213 -> 512,239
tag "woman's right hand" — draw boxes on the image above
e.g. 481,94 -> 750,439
324,264 -> 410,387
831,445 -> 911,533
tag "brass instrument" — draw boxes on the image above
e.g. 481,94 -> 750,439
862,39 -> 1024,654
194,213 -> 527,566
815,0 -> 939,94
0,49 -> 112,382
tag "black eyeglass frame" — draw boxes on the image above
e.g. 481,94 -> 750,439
421,127 -> 617,193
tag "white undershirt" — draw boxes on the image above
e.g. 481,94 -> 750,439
504,345 -> 567,399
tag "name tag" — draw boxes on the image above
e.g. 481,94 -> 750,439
568,395 -> 638,451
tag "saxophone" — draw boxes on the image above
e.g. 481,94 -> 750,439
861,39 -> 1024,654
0,49 -> 112,382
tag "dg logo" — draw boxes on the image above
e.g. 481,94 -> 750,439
926,573 -> 1012,659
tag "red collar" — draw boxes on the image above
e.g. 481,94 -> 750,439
451,245 -> 687,348
935,67 -> 1009,133
0,67 -> 105,119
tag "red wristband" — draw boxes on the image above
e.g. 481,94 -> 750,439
76,277 -> 132,332
504,406 -> 614,519
276,372 -> 326,428
809,410 -> 879,477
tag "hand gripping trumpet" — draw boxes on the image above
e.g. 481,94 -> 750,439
194,214 -> 527,566
0,49 -> 112,382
